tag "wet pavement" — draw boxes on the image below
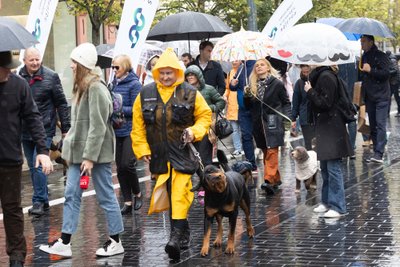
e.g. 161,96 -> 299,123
1,110 -> 400,266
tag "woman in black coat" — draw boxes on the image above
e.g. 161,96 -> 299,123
244,58 -> 291,195
305,66 -> 353,218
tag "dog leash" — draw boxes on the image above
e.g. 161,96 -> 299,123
180,129 -> 204,173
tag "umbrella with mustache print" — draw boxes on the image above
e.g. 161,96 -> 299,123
270,23 -> 355,66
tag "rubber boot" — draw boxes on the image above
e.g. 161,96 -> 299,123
179,220 -> 190,249
165,227 -> 183,261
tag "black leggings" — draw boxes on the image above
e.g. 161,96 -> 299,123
115,136 -> 140,202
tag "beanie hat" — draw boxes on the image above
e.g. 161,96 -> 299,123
70,43 -> 97,70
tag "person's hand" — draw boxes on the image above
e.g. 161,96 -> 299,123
80,159 -> 93,176
184,128 -> 194,143
35,154 -> 53,175
61,133 -> 67,139
304,81 -> 312,92
291,121 -> 296,128
223,95 -> 228,102
230,79 -> 238,86
142,155 -> 151,163
361,63 -> 371,73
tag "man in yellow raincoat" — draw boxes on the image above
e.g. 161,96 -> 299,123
131,48 -> 211,261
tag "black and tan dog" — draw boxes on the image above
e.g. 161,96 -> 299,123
291,146 -> 318,192
200,163 -> 255,256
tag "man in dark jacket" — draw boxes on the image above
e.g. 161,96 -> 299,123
360,35 -> 391,163
0,51 -> 53,267
188,41 -> 226,95
305,65 -> 353,218
19,47 -> 70,216
291,64 -> 315,150
386,50 -> 400,116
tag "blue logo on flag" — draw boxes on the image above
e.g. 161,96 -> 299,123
128,8 -> 145,49
32,18 -> 41,40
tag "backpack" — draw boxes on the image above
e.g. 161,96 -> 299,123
107,82 -> 126,129
334,74 -> 357,124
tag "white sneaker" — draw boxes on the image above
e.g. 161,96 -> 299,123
39,238 -> 72,257
313,204 -> 328,213
323,209 -> 343,218
96,238 -> 124,257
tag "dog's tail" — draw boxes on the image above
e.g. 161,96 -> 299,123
217,149 -> 231,172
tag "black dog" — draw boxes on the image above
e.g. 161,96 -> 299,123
199,151 -> 255,256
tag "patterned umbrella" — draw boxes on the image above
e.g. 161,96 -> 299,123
271,23 -> 355,66
211,28 -> 274,62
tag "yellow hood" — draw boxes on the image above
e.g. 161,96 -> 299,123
152,47 -> 184,88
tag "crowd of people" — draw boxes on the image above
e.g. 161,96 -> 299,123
0,33 -> 399,265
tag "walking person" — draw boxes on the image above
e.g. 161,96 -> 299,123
19,47 -> 70,216
386,50 -> 400,116
111,54 -> 143,214
224,60 -> 243,157
185,64 -> 225,166
188,41 -> 226,95
39,43 -> 124,257
131,48 -> 211,261
291,64 -> 315,150
360,35 -> 391,163
244,58 -> 291,195
0,51 -> 53,267
229,60 -> 258,170
305,65 -> 353,218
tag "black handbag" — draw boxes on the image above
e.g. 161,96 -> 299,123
215,113 -> 233,139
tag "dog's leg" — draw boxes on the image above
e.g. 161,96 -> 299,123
240,189 -> 255,238
213,214 -> 223,247
296,179 -> 301,192
311,172 -> 318,189
225,211 -> 238,254
201,209 -> 214,257
304,178 -> 311,191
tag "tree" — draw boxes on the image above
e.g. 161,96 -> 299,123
156,0 -> 249,32
61,0 -> 122,45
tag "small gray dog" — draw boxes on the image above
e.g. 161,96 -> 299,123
291,146 -> 319,192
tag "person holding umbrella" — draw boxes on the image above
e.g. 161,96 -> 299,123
360,35 -> 391,163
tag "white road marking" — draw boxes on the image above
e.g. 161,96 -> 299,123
0,173 -> 151,220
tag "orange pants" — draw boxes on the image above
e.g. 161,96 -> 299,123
263,147 -> 281,185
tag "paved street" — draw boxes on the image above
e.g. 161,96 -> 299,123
1,109 -> 400,266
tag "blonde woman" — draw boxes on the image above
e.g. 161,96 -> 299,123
244,58 -> 291,195
39,43 -> 124,258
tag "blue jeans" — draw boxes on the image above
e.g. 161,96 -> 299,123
22,137 -> 53,204
229,120 -> 242,152
62,163 -> 124,235
320,159 -> 346,214
347,120 -> 357,150
238,109 -> 256,168
366,99 -> 389,157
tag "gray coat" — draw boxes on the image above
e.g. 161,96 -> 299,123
62,79 -> 115,164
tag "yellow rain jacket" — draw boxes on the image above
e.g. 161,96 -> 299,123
131,48 -> 211,219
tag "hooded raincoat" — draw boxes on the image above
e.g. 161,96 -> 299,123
131,48 -> 211,219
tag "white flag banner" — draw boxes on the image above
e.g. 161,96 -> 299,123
262,0 -> 313,39
20,0 -> 59,59
113,0 -> 159,71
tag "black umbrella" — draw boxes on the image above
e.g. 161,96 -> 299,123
96,43 -> 114,68
335,17 -> 395,38
0,17 -> 39,52
147,11 -> 232,42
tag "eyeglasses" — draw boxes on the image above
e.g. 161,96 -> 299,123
111,65 -> 120,70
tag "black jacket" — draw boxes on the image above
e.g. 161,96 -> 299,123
307,67 -> 353,160
0,74 -> 48,166
19,65 -> 70,139
188,56 -> 226,95
360,45 -> 391,102
244,76 -> 291,149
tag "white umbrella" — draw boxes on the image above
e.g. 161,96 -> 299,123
271,23 -> 355,66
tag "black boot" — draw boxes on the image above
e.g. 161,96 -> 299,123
179,220 -> 190,249
165,227 -> 183,261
